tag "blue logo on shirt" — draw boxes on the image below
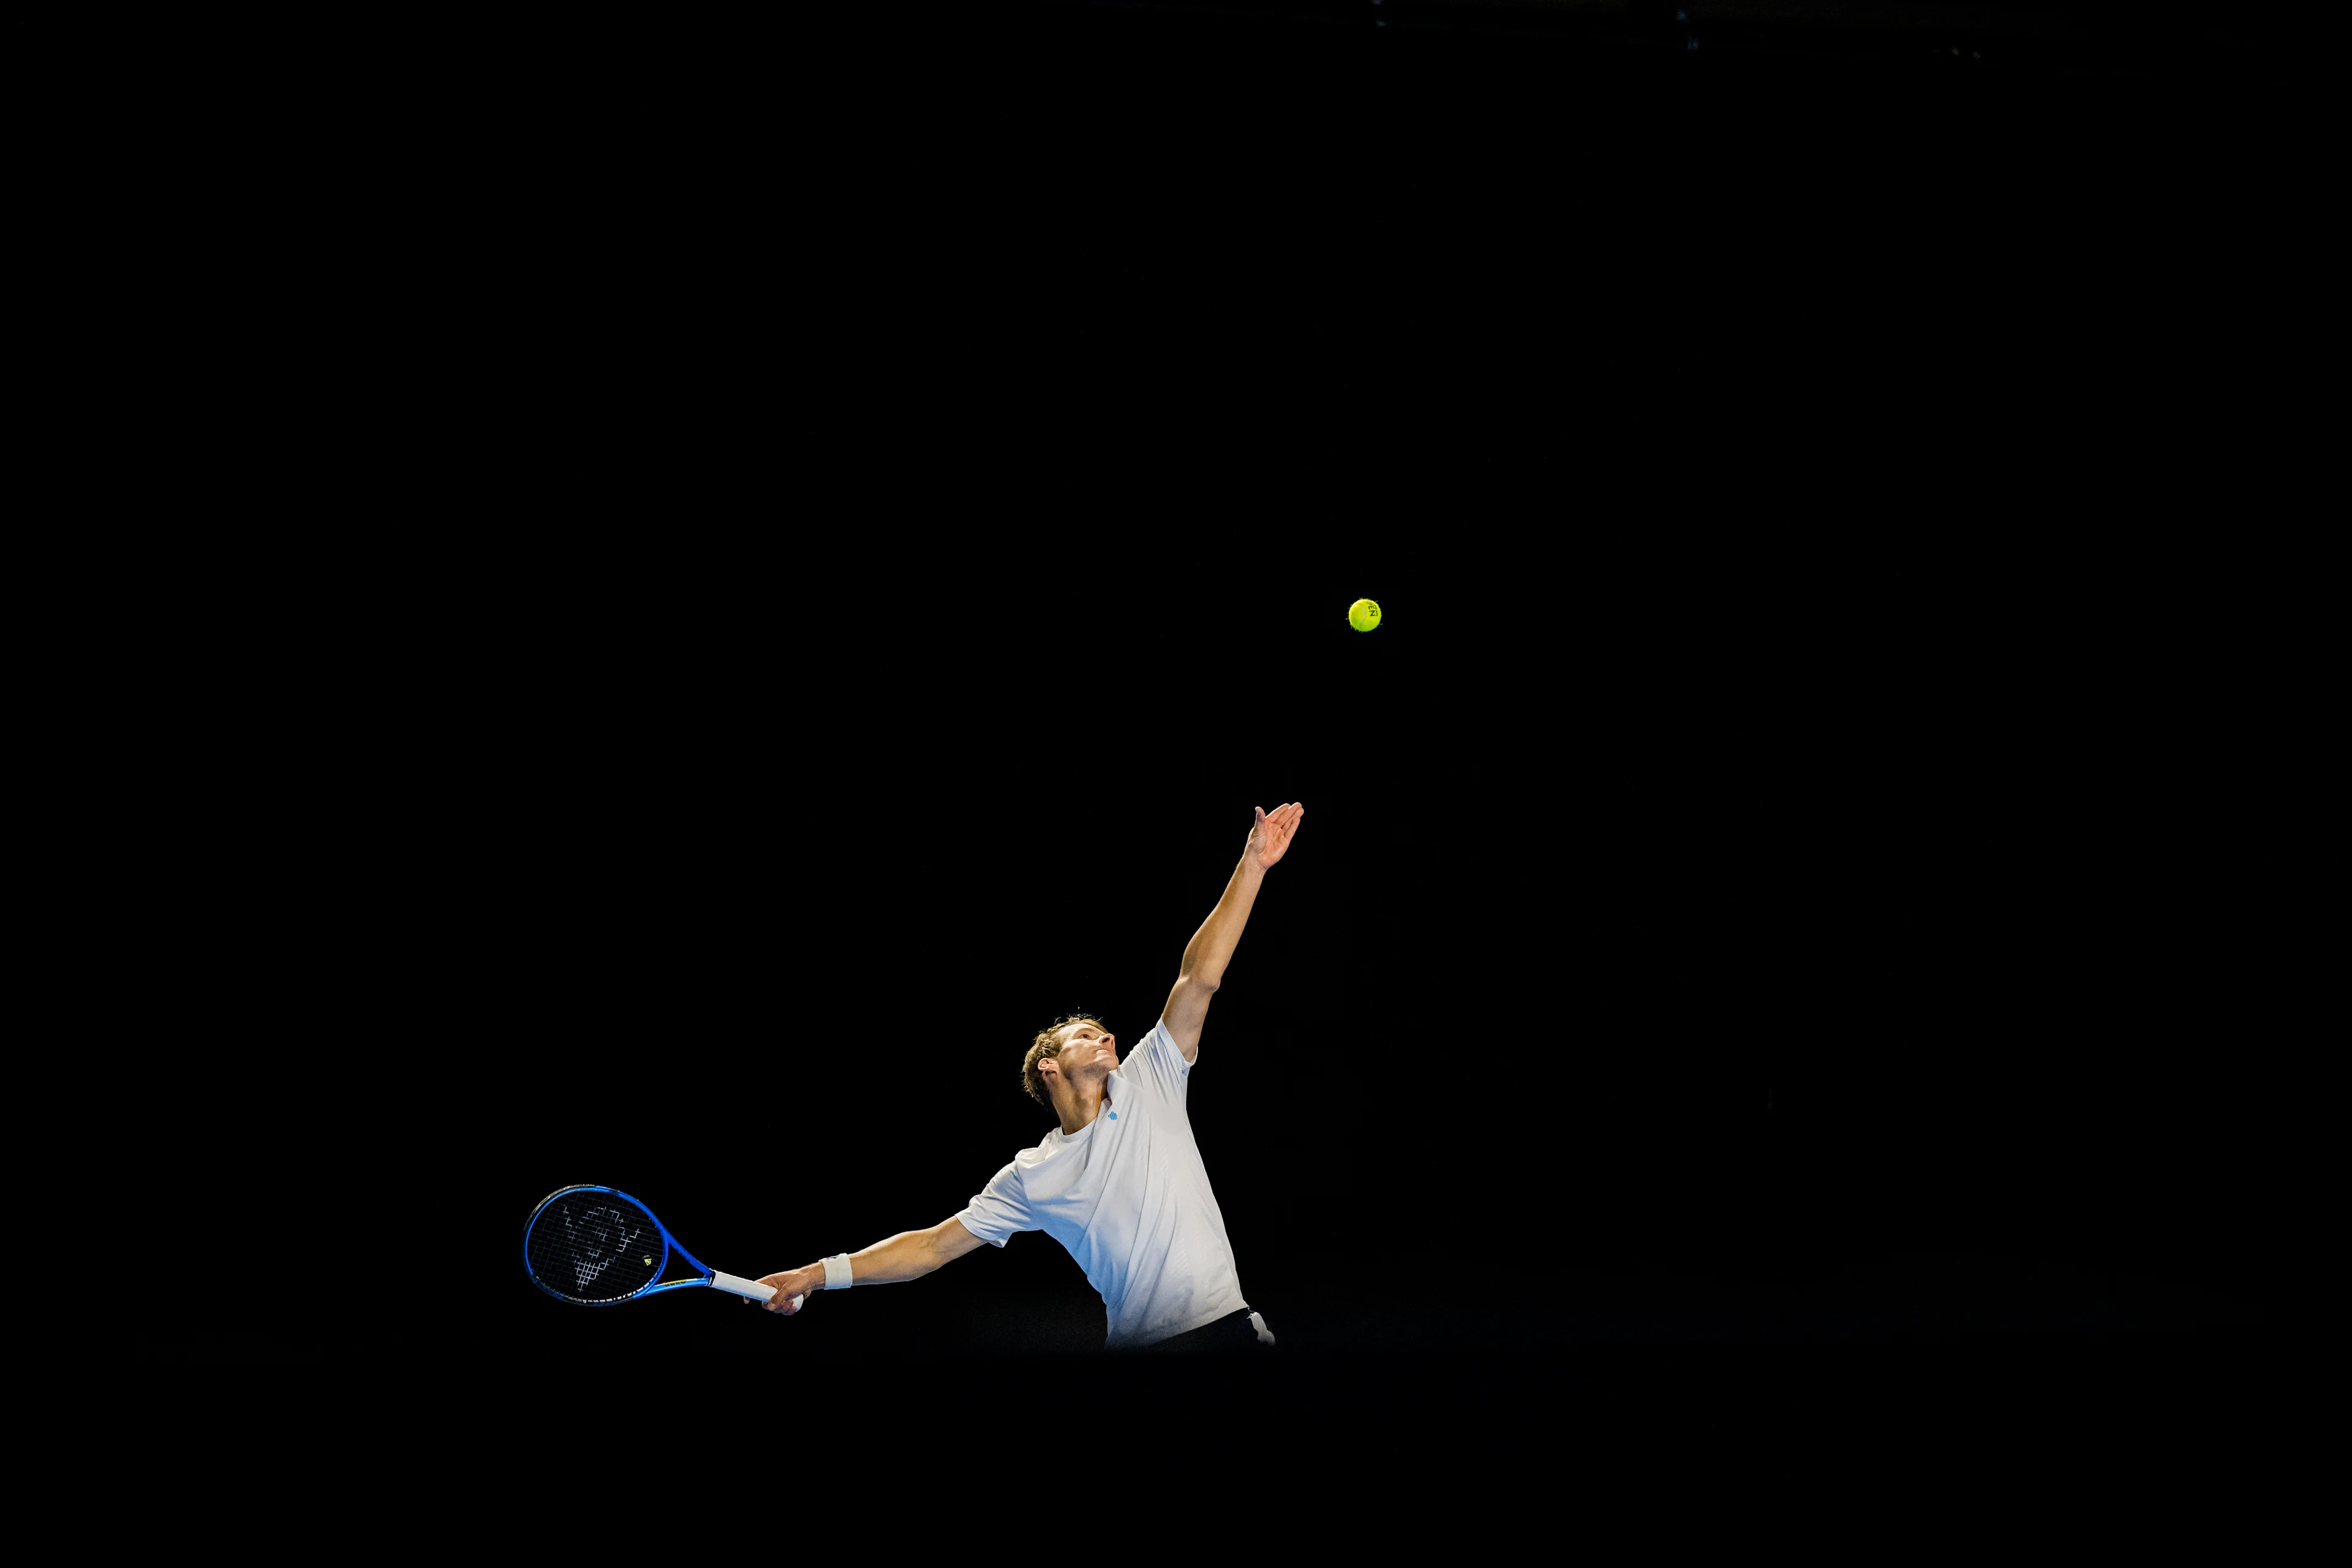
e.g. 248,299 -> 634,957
1108,1112 -> 1118,1120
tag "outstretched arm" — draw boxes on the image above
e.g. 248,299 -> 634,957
753,1218 -> 986,1316
1164,802 -> 1305,1063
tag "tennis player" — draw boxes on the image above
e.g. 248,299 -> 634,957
756,801 -> 1306,1356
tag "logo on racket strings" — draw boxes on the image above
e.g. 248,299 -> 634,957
564,1205 -> 647,1290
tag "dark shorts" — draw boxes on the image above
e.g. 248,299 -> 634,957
1130,1307 -> 1274,1357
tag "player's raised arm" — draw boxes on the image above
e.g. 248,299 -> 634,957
1163,802 -> 1305,1063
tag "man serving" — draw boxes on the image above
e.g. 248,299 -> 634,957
757,801 -> 1306,1355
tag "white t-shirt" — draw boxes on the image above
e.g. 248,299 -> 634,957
957,1016 -> 1248,1350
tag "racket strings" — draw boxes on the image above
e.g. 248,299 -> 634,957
526,1191 -> 666,1303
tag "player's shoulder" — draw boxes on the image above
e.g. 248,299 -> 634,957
1118,1020 -> 1191,1081
1142,1016 -> 1191,1065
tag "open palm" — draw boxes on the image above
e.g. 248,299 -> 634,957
1246,802 -> 1305,870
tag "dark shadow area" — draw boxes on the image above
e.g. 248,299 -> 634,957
98,0 -> 2309,1515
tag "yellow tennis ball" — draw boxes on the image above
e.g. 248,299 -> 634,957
1348,597 -> 1381,632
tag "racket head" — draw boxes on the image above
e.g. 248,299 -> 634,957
524,1185 -> 673,1305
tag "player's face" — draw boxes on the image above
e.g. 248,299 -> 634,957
1057,1022 -> 1118,1078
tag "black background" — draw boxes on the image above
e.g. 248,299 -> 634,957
137,548 -> 2301,1340
107,0 -> 2309,1519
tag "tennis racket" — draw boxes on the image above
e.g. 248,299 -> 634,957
523,1184 -> 803,1310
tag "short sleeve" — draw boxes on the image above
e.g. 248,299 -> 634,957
1117,1017 -> 1193,1108
955,1160 -> 1034,1248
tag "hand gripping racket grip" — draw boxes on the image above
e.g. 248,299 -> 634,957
711,1270 -> 802,1310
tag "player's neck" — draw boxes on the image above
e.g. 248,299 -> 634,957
1056,1079 -> 1109,1137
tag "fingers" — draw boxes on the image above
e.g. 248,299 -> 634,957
1252,804 -> 1304,845
1252,803 -> 1305,851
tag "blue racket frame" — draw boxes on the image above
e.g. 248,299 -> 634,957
524,1183 -> 726,1305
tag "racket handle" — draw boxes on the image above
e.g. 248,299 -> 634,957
709,1270 -> 779,1303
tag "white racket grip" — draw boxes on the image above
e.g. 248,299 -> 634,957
710,1270 -> 794,1308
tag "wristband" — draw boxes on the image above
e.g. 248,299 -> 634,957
823,1254 -> 853,1291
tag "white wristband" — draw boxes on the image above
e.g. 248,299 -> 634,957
823,1254 -> 853,1291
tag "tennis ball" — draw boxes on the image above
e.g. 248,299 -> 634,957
1348,598 -> 1381,632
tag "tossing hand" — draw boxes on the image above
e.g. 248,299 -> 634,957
1245,802 -> 1305,871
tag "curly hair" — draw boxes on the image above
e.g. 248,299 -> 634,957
1022,1012 -> 1108,1114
